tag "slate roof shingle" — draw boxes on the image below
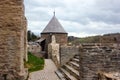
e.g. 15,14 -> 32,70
41,15 -> 67,34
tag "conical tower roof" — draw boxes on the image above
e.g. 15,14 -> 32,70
41,14 -> 67,34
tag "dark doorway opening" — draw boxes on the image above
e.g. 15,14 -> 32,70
36,38 -> 48,58
41,39 -> 46,51
40,39 -> 48,58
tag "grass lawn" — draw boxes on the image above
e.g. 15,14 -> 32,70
25,52 -> 44,72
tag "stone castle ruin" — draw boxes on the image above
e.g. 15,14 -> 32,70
0,0 -> 120,80
55,43 -> 120,80
0,0 -> 27,80
37,12 -> 120,80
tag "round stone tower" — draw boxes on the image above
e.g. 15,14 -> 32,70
40,13 -> 68,57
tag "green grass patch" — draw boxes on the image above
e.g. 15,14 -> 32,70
25,52 -> 44,72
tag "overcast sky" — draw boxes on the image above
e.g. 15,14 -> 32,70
24,0 -> 120,37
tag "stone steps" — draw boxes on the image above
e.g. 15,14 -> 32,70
55,70 -> 66,80
71,58 -> 79,64
63,64 -> 79,79
74,55 -> 79,59
68,61 -> 79,70
60,68 -> 77,80
55,55 -> 80,80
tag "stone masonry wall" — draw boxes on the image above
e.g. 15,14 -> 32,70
79,49 -> 120,80
41,33 -> 67,58
41,33 -> 67,46
60,46 -> 79,66
0,0 -> 27,80
48,35 -> 60,67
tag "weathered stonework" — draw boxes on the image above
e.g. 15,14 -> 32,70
48,35 -> 60,67
41,33 -> 67,57
41,33 -> 67,45
60,46 -> 79,66
28,42 -> 42,58
98,72 -> 120,80
79,47 -> 120,80
0,0 -> 27,80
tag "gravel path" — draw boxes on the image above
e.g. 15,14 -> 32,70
28,59 -> 59,80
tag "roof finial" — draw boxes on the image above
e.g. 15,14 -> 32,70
53,10 -> 55,16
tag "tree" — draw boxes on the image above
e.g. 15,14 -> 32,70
27,30 -> 38,41
31,33 -> 37,41
27,30 -> 31,42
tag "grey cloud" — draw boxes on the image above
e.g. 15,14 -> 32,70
59,0 -> 120,25
24,0 -> 120,37
95,0 -> 120,13
24,0 -> 65,9
87,0 -> 120,24
88,12 -> 120,24
25,11 -> 50,21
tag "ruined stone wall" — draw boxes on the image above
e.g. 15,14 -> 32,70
28,45 -> 41,54
0,0 -> 27,80
60,46 -> 79,66
28,43 -> 42,58
48,38 -> 60,67
79,49 -> 120,80
100,34 -> 120,43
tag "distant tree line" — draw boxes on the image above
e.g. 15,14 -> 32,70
27,30 -> 38,42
